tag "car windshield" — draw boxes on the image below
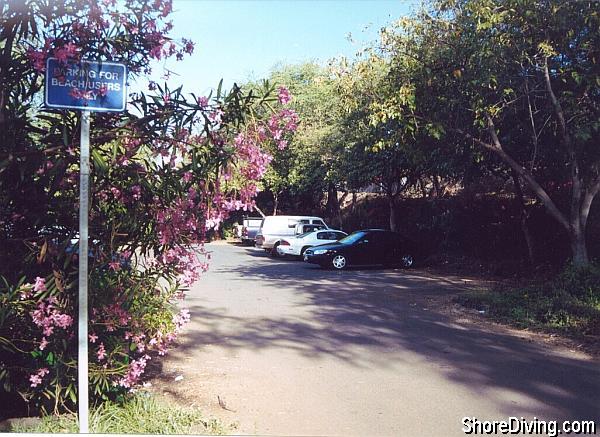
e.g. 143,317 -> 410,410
338,231 -> 367,244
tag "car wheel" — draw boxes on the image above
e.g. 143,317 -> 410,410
270,242 -> 280,258
331,254 -> 347,270
400,253 -> 414,268
300,246 -> 311,256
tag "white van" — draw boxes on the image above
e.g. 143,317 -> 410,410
255,215 -> 328,256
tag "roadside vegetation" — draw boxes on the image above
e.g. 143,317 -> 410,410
235,0 -> 599,342
457,264 -> 600,339
1,0 -> 297,424
10,393 -> 227,434
245,0 -> 599,270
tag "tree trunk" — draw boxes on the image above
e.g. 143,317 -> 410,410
389,196 -> 399,232
570,226 -> 588,266
419,178 -> 428,199
337,191 -> 349,230
455,116 -> 598,267
432,176 -> 441,198
325,182 -> 340,227
570,229 -> 588,266
511,170 -> 536,266
272,192 -> 279,216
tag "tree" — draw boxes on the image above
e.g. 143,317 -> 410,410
0,0 -> 290,414
378,0 -> 599,265
246,63 -> 347,224
334,51 -> 455,231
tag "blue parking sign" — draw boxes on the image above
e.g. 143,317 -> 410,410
45,58 -> 127,112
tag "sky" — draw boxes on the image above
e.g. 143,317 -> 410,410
133,0 -> 419,96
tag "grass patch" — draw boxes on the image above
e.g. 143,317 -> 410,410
11,392 -> 227,434
456,264 -> 600,336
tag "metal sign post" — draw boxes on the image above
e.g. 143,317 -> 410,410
78,111 -> 90,433
44,58 -> 126,434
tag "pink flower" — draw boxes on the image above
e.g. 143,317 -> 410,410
29,374 -> 42,387
197,96 -> 209,108
39,337 -> 48,350
182,38 -> 194,55
27,49 -> 47,72
108,261 -> 121,271
97,342 -> 106,360
278,86 -> 291,104
89,333 -> 98,343
131,185 -> 142,200
33,277 -> 46,292
29,368 -> 49,388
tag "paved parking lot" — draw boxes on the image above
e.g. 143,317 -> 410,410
152,241 -> 599,436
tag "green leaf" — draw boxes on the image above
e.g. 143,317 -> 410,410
91,149 -> 108,173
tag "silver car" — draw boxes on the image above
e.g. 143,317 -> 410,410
255,215 -> 328,257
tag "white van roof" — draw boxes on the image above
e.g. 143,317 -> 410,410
263,215 -> 324,220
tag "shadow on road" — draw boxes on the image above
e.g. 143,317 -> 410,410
166,245 -> 600,423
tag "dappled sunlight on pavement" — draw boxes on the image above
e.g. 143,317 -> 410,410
150,241 -> 599,436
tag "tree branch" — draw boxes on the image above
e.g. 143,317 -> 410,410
453,119 -> 571,231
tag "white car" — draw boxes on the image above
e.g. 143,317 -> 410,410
255,215 -> 328,256
277,229 -> 347,257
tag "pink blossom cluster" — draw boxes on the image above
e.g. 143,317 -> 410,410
268,108 -> 300,150
27,39 -> 80,73
29,293 -> 73,351
100,302 -> 132,331
24,0 -> 191,86
155,191 -> 202,246
18,276 -> 46,300
97,342 -> 107,360
159,245 -> 209,286
29,368 -> 50,388
118,355 -> 150,388
278,86 -> 292,105
92,308 -> 191,389
173,308 -> 191,330
233,132 -> 274,180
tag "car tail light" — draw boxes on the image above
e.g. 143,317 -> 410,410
242,226 -> 248,237
280,240 -> 290,246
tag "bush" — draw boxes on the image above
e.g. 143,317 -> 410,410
0,0 -> 298,416
457,263 -> 600,335
11,393 -> 227,434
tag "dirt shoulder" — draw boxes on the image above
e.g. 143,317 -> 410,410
412,267 -> 600,360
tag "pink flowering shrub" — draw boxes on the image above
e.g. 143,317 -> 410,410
0,0 -> 299,417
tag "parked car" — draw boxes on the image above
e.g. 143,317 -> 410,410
239,216 -> 263,246
294,223 -> 327,235
303,229 -> 418,270
277,229 -> 347,257
255,215 -> 328,257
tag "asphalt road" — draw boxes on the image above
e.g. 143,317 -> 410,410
153,241 -> 599,436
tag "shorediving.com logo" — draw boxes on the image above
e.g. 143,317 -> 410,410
462,416 -> 597,436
